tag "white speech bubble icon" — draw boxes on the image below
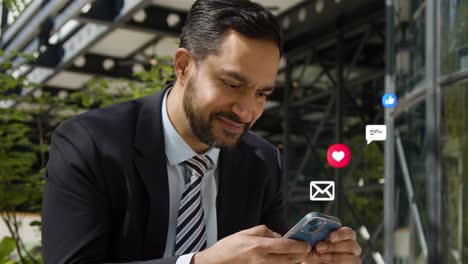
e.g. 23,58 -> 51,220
366,125 -> 387,144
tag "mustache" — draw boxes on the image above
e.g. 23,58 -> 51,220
212,111 -> 250,127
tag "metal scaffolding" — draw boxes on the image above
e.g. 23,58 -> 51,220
276,1 -> 386,263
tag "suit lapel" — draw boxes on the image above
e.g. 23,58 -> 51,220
133,86 -> 171,259
216,145 -> 250,239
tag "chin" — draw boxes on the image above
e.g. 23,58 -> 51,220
208,131 -> 239,149
222,132 -> 243,145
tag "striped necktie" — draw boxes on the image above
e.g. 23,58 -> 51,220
174,155 -> 212,255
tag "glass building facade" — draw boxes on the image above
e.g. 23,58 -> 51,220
388,0 -> 468,263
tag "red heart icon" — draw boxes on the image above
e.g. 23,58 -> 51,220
327,144 -> 351,168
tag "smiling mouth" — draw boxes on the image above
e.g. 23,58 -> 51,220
217,116 -> 246,134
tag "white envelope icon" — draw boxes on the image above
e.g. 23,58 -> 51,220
310,181 -> 335,201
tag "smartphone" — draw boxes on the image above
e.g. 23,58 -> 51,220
283,212 -> 341,248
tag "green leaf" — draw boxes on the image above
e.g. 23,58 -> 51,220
2,188 -> 29,205
82,93 -> 91,107
0,237 -> 15,262
29,220 -> 41,227
9,111 -> 26,122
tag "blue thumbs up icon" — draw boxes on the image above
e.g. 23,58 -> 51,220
382,93 -> 397,108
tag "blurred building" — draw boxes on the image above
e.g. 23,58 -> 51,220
387,0 -> 468,263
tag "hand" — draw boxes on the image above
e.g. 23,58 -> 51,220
192,225 -> 330,264
306,227 -> 361,264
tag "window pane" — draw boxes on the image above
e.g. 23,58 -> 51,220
394,102 -> 428,263
441,82 -> 468,263
441,0 -> 468,75
396,1 -> 426,94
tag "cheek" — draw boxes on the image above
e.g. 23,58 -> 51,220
206,91 -> 234,111
196,81 -> 226,105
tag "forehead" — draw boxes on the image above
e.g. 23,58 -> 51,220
203,30 -> 280,84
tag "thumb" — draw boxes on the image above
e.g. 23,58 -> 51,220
238,225 -> 276,238
272,231 -> 282,238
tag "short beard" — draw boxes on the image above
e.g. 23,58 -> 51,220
182,76 -> 250,150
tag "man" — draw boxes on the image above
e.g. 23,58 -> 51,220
42,0 -> 361,263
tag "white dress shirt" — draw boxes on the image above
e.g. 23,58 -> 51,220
161,88 -> 220,263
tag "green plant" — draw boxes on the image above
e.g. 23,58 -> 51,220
0,50 -> 43,263
0,50 -> 174,263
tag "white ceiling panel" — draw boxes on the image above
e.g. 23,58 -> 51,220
89,28 -> 155,58
47,71 -> 94,90
144,36 -> 180,58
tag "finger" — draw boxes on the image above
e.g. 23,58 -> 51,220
240,225 -> 276,238
292,251 -> 334,264
267,253 -> 312,264
268,251 -> 332,264
329,253 -> 362,264
316,240 -> 362,256
300,257 -> 333,264
305,251 -> 333,262
272,231 -> 282,238
316,240 -> 361,255
328,227 -> 357,243
256,237 -> 312,254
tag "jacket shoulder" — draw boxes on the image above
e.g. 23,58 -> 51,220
65,96 -> 146,127
54,94 -> 156,157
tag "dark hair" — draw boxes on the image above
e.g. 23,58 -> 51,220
179,0 -> 282,60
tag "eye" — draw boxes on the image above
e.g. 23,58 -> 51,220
222,80 -> 241,89
256,91 -> 272,98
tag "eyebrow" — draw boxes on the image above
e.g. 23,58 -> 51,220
221,68 -> 276,92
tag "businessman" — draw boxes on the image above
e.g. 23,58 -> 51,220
42,0 -> 361,263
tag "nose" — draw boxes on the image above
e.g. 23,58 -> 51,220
231,99 -> 256,124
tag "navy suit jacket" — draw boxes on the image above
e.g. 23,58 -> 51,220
42,85 -> 288,263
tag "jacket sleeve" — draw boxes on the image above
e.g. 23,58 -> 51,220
260,147 -> 289,236
42,119 -> 178,264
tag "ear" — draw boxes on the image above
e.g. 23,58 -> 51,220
174,48 -> 194,86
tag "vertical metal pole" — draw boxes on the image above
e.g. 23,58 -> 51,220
0,4 -> 8,43
282,59 -> 292,216
395,133 -> 428,256
425,0 -> 441,262
335,16 -> 344,218
384,0 -> 396,262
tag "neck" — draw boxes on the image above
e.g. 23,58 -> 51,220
166,82 -> 211,154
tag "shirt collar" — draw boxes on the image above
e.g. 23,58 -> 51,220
161,88 -> 220,168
